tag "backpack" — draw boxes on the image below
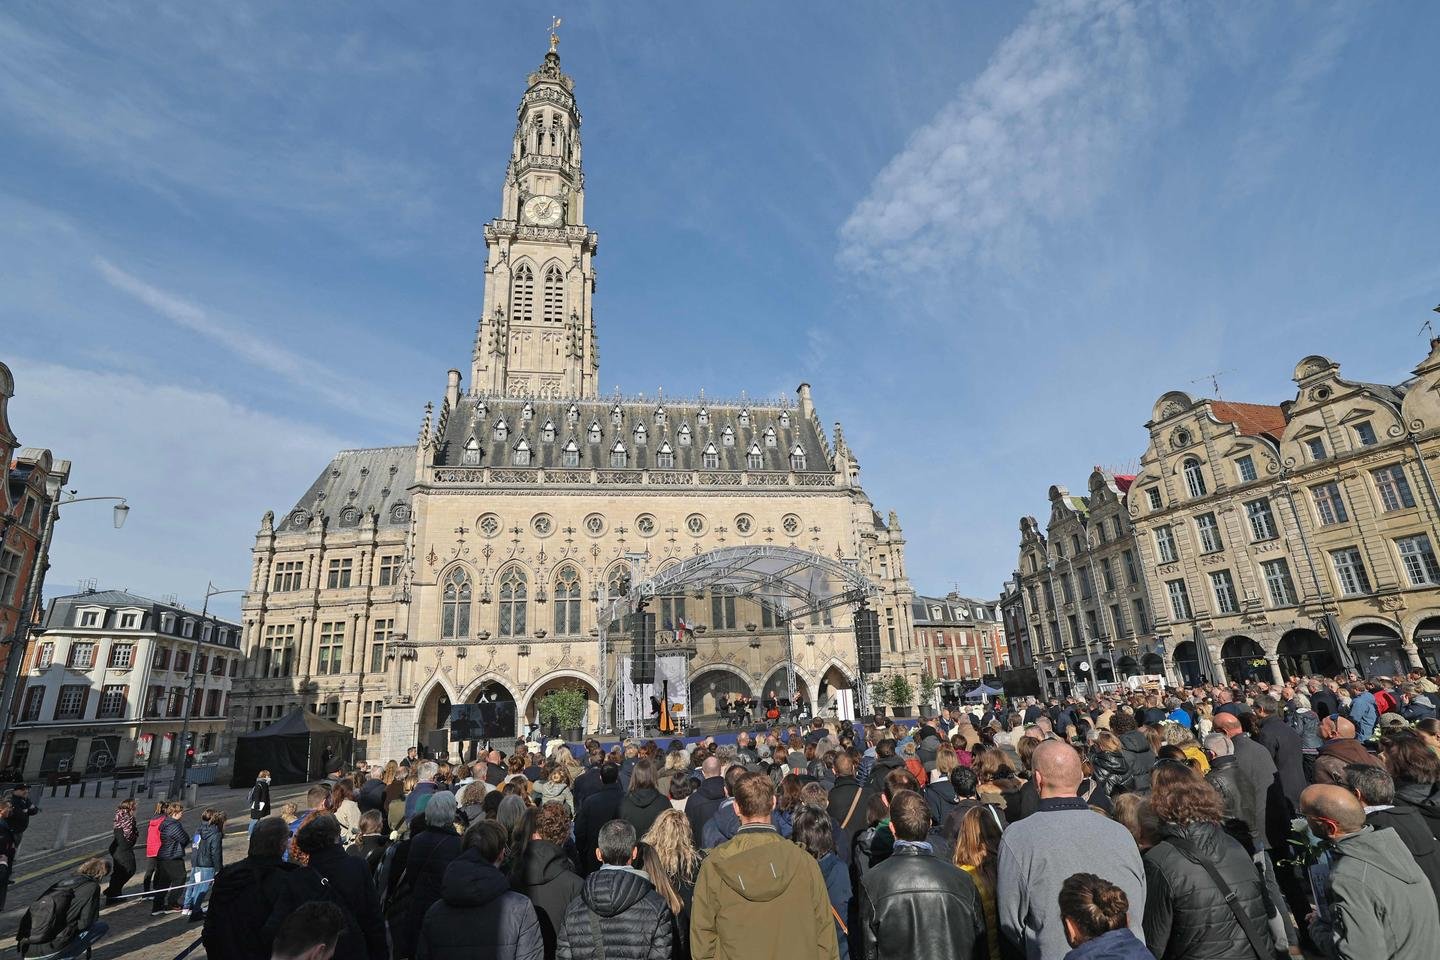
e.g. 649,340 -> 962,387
17,878 -> 83,957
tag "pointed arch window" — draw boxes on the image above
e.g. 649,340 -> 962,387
441,567 -> 472,639
739,409 -> 750,428
541,420 -> 556,442
763,426 -> 777,448
1183,457 -> 1207,499
746,443 -> 764,470
553,564 -> 582,635
702,443 -> 719,470
461,437 -> 481,466
494,418 -> 509,441
611,405 -> 623,426
790,444 -> 807,471
562,439 -> 580,467
610,441 -> 628,468
588,420 -> 602,443
654,406 -> 666,427
698,408 -> 709,427
633,423 -> 647,445
779,411 -> 790,428
721,426 -> 735,447
656,442 -> 675,469
678,424 -> 692,446
606,565 -> 631,603
512,438 -> 531,466
512,263 -> 535,322
498,567 -> 528,636
542,264 -> 564,322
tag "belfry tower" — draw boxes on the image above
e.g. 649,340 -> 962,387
471,28 -> 600,399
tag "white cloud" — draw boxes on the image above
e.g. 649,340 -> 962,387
6,358 -> 352,614
838,0 -> 1195,277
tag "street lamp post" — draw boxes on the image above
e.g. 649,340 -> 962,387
168,581 -> 244,799
0,492 -> 129,765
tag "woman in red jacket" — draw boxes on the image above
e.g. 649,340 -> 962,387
141,801 -> 166,894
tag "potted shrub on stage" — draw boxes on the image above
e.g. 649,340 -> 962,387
889,674 -> 915,718
918,669 -> 937,718
868,676 -> 891,720
536,687 -> 588,741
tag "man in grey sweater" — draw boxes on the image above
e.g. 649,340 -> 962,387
996,740 -> 1145,960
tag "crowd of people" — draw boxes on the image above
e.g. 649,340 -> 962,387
12,670 -> 1440,960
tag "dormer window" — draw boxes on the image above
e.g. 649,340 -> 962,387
1146,487 -> 1163,511
79,610 -> 100,627
611,405 -> 623,426
779,411 -> 790,428
493,418 -> 509,441
566,404 -> 579,423
763,426 -> 777,448
541,420 -> 556,442
746,443 -> 764,470
656,442 -> 674,469
1182,457 -> 1206,498
739,409 -> 750,428
610,441 -> 628,468
790,444 -> 807,471
1306,437 -> 1327,461
182,619 -> 196,638
721,426 -> 735,447
1354,421 -> 1377,447
160,613 -> 175,633
698,408 -> 709,427
633,423 -> 647,445
678,424 -> 692,446
588,420 -> 602,443
521,402 -> 534,421
562,439 -> 580,467
512,439 -> 531,466
654,406 -> 666,427
476,401 -> 487,419
462,437 -> 482,466
702,443 -> 719,469
119,612 -> 139,629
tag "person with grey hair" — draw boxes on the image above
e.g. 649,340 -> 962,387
404,760 -> 442,820
556,820 -> 672,960
1204,732 -> 1254,852
395,789 -> 462,957
1346,763 -> 1440,911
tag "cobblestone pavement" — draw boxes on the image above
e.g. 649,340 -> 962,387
0,781 -> 310,959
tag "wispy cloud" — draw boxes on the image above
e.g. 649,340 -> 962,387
94,257 -> 371,415
838,0 -> 1197,278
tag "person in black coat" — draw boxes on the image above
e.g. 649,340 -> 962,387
512,805 -> 585,960
203,817 -> 298,960
1141,764 -> 1273,960
150,802 -> 190,913
4,785 -> 39,849
1347,763 -> 1440,911
572,752 -> 605,809
347,810 -> 389,878
556,820 -> 672,960
247,771 -> 272,833
576,764 -> 626,875
684,758 -> 726,848
857,791 -> 985,960
265,814 -> 388,960
618,759 -> 669,842
828,754 -> 877,857
1252,695 -> 1305,809
395,792 -> 465,958
417,821 -> 542,960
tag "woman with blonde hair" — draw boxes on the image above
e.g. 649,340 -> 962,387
1162,724 -> 1210,774
953,805 -> 1004,960
381,759 -> 403,806
549,744 -> 584,782
642,810 -> 699,958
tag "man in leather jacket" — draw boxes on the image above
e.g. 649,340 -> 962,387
858,790 -> 985,960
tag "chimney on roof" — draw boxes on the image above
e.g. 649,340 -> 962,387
446,369 -> 461,411
796,383 -> 813,420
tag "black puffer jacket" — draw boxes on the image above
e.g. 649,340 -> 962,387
156,817 -> 190,860
416,847 -> 542,960
556,867 -> 673,960
618,787 -> 669,841
512,840 -> 584,960
1394,780 -> 1440,842
1118,731 -> 1155,794
1091,750 -> 1135,796
1141,821 -> 1273,960
857,845 -> 984,960
202,855 -> 297,960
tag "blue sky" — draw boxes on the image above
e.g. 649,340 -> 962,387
4,1 -> 1438,618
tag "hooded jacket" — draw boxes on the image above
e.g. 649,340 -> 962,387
691,824 -> 839,960
556,867 -> 672,960
416,847 -> 542,960
201,855 -> 297,960
1317,825 -> 1440,960
534,780 -> 575,815
1366,805 -> 1440,912
512,839 -> 584,960
1141,821 -> 1273,960
194,822 -> 224,869
618,787 -> 669,841
1393,780 -> 1440,842
1118,731 -> 1155,794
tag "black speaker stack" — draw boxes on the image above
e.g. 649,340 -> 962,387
629,610 -> 657,685
854,605 -> 881,674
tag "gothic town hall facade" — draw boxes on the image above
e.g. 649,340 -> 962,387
232,44 -> 917,761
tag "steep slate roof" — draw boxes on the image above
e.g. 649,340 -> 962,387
281,446 -> 416,534
434,397 -> 829,473
911,594 -> 999,625
1210,401 -> 1286,442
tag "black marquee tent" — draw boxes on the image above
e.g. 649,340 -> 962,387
229,709 -> 354,787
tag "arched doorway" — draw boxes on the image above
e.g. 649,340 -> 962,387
1413,616 -> 1440,675
1349,622 -> 1406,678
760,667 -> 811,710
416,682 -> 455,758
1221,636 -> 1272,684
522,674 -> 601,736
1094,658 -> 1115,684
1170,643 -> 1201,686
817,664 -> 853,706
1116,656 -> 1140,679
466,680 -> 518,740
1277,629 -> 1337,679
688,667 -> 752,718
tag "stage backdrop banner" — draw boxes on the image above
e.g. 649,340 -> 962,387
619,654 -> 689,725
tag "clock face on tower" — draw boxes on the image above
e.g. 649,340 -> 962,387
522,195 -> 564,227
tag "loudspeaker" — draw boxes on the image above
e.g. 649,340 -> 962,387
854,606 -> 881,674
630,612 -> 656,685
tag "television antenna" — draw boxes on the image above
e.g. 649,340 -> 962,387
1189,370 -> 1235,399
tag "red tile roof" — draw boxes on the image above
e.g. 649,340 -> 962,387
1113,475 -> 1135,493
1209,401 -> 1287,441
